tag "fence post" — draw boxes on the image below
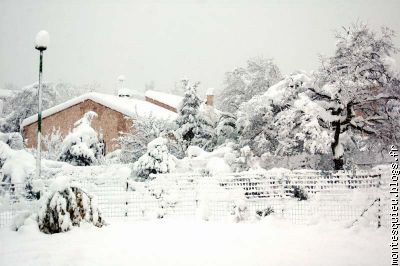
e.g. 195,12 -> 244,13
377,173 -> 382,228
125,179 -> 128,217
377,197 -> 381,228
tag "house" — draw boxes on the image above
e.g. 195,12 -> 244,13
145,88 -> 215,113
21,92 -> 177,153
21,88 -> 216,154
145,90 -> 183,113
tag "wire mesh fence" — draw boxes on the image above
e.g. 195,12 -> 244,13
0,169 -> 390,228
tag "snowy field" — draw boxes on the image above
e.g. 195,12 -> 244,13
0,218 -> 390,266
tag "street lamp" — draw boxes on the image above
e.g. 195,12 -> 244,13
35,30 -> 49,180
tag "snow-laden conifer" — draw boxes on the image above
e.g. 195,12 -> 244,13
59,111 -> 104,166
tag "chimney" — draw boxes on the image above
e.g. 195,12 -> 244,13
206,88 -> 214,107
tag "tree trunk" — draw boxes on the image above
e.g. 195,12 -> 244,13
331,119 -> 344,170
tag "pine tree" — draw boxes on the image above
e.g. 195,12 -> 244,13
59,111 -> 104,166
215,111 -> 237,145
38,179 -> 105,234
175,79 -> 201,148
192,110 -> 216,151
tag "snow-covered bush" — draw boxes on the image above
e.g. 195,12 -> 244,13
118,114 -> 173,163
291,186 -> 308,201
176,145 -> 234,175
38,177 -> 105,234
59,111 -> 104,166
231,200 -> 250,222
0,141 -> 35,184
42,127 -> 63,160
0,132 -> 24,150
6,132 -> 23,150
132,137 -> 176,179
255,207 -> 274,219
224,145 -> 257,172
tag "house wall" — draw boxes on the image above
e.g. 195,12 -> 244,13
145,96 -> 177,113
23,99 -> 133,154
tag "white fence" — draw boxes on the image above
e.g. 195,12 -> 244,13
0,170 -> 390,228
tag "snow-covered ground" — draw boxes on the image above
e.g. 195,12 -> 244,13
0,218 -> 389,266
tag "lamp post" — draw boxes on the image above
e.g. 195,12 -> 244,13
34,30 -> 49,180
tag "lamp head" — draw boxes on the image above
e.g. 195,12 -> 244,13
35,30 -> 50,51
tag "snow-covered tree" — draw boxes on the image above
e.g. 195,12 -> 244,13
217,57 -> 282,113
0,82 -> 90,132
132,137 -> 176,179
312,23 -> 400,169
175,79 -> 202,147
237,72 -> 331,157
192,104 -> 219,152
59,111 -> 104,166
38,178 -> 105,234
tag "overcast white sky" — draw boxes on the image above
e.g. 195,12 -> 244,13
0,0 -> 399,95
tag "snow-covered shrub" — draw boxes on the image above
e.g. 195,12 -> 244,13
59,111 -> 104,166
6,132 -> 23,150
0,141 -> 35,184
38,177 -> 105,234
42,127 -> 63,160
225,145 -> 257,172
0,132 -> 24,150
176,145 -> 234,175
231,200 -> 250,222
132,137 -> 176,179
255,207 -> 274,219
291,186 -> 308,201
118,114 -> 173,163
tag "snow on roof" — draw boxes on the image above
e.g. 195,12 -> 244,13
145,90 -> 183,109
21,92 -> 177,128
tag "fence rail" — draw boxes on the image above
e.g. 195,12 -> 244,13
0,169 -> 390,228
